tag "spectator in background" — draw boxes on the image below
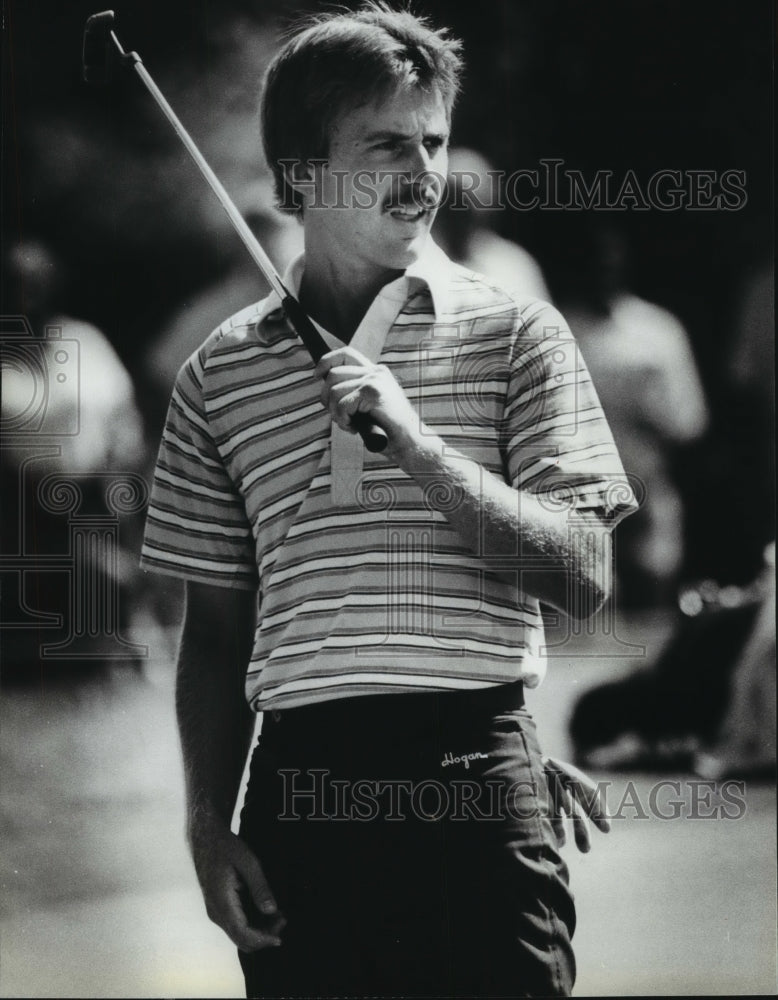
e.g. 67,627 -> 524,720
730,258 -> 774,408
2,240 -> 144,476
725,256 -> 775,568
692,257 -> 775,778
569,559 -> 768,771
694,541 -> 776,779
1,239 -> 146,684
569,251 -> 774,773
434,146 -> 549,300
557,223 -> 709,608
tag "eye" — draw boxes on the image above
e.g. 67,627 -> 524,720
423,136 -> 447,155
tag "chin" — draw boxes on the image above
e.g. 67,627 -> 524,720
383,232 -> 429,268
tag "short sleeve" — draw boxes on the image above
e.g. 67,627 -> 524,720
140,351 -> 258,590
504,300 -> 638,526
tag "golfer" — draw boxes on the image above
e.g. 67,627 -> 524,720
141,4 -> 636,996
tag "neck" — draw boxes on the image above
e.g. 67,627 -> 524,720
297,240 -> 404,343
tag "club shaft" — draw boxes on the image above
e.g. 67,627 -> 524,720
114,41 -> 286,300
102,29 -> 388,453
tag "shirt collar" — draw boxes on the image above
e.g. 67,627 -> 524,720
253,237 -> 454,329
404,238 -> 453,318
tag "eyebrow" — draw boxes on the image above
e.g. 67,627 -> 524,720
363,129 -> 449,144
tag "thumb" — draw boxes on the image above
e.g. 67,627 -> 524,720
234,841 -> 279,917
550,813 -> 567,846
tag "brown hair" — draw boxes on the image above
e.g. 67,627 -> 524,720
260,2 -> 463,215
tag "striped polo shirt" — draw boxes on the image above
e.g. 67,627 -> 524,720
141,242 -> 636,712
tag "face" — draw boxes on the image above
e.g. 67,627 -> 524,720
300,83 -> 450,282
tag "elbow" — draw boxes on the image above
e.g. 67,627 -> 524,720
566,524 -> 614,620
537,570 -> 610,622
563,543 -> 613,620
566,575 -> 611,621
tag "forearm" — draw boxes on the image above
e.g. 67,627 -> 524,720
317,348 -> 614,618
171,583 -> 284,950
175,585 -> 257,839
176,648 -> 254,834
389,425 -> 612,618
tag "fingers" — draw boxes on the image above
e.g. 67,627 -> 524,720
568,798 -> 592,854
315,347 -> 419,448
321,376 -> 381,429
548,768 -> 573,817
586,787 -> 611,834
547,775 -> 592,853
545,756 -> 611,828
567,768 -> 611,834
543,755 -> 611,851
549,812 -> 567,847
195,826 -> 286,953
205,867 -> 284,952
544,764 -> 569,847
315,347 -> 372,378
237,843 -> 284,923
316,353 -> 381,432
232,842 -> 287,950
320,365 -> 377,388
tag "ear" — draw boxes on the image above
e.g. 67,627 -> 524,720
279,157 -> 328,206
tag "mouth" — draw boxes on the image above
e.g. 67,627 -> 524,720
384,203 -> 431,223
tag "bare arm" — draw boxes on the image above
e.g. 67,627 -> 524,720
318,349 -> 612,619
177,580 -> 284,950
385,424 -> 612,618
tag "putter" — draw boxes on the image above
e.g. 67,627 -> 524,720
82,10 -> 388,453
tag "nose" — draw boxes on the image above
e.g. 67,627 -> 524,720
417,173 -> 442,209
407,142 -> 434,176
402,145 -> 444,208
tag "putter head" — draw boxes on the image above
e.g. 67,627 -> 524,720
82,10 -> 117,85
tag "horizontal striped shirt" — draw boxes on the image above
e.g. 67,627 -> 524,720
141,242 -> 636,711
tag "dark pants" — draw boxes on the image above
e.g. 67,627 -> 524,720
238,683 -> 576,998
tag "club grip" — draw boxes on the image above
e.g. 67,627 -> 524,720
349,412 -> 390,454
280,294 -> 389,453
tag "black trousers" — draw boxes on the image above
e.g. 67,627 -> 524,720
238,683 -> 576,998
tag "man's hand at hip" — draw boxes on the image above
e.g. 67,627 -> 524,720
543,755 -> 611,852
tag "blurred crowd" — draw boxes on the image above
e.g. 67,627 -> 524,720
1,2 -> 774,778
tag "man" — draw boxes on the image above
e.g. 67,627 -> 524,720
141,5 -> 635,997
